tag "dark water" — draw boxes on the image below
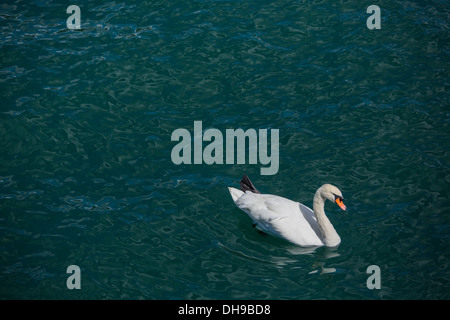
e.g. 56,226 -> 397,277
1,0 -> 449,299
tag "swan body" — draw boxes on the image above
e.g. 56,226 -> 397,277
228,175 -> 346,247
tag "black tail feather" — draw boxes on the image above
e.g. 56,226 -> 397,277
240,175 -> 260,194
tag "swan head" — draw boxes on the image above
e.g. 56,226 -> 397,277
319,184 -> 347,211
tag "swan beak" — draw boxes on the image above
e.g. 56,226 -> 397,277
335,197 -> 347,211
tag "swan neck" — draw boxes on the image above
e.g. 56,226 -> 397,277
313,189 -> 341,247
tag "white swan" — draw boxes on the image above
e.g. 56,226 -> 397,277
228,175 -> 346,247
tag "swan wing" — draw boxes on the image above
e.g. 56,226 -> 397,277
234,192 -> 324,247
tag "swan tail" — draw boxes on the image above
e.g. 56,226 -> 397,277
240,174 -> 260,194
228,187 -> 244,202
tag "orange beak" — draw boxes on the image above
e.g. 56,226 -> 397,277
335,197 -> 347,211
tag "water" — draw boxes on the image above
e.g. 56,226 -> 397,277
0,0 -> 449,299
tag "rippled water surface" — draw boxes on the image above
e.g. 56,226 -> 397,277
1,0 -> 449,299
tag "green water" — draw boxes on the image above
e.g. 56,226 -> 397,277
1,0 -> 449,299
